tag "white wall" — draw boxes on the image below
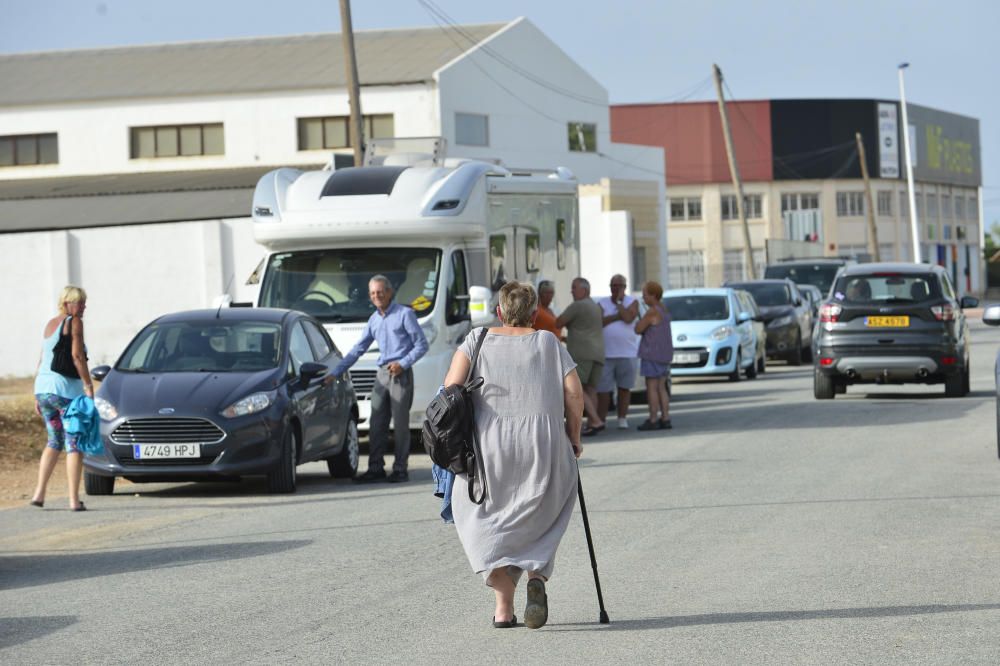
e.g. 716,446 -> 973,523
436,18 -> 664,187
0,218 -> 266,377
0,85 -> 435,179
579,193 -> 633,297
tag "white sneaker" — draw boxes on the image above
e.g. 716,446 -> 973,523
617,417 -> 629,429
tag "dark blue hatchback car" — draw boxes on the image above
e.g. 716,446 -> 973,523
83,308 -> 359,494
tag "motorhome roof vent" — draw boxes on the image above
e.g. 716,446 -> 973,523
320,166 -> 409,197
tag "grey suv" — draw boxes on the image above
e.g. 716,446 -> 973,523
813,263 -> 978,399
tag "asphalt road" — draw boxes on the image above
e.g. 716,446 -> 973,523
4,321 -> 1000,664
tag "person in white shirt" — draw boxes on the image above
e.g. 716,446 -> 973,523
596,274 -> 640,429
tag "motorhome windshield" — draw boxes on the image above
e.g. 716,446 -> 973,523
259,248 -> 442,323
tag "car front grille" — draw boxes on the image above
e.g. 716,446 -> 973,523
349,370 -> 377,399
110,418 -> 226,445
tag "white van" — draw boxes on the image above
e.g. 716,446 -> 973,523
249,154 -> 580,430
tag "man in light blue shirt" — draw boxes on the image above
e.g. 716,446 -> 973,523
332,274 -> 428,483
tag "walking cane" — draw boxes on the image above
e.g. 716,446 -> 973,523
576,462 -> 610,624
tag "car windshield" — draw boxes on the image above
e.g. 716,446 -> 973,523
117,321 -> 283,373
258,248 -> 442,323
734,284 -> 792,307
764,264 -> 840,293
832,274 -> 941,305
663,295 -> 730,321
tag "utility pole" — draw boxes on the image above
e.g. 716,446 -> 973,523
712,64 -> 756,279
339,0 -> 364,166
855,132 -> 881,261
898,63 -> 920,263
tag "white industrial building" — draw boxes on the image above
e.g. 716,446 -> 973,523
0,18 -> 665,376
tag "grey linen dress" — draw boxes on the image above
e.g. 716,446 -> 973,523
452,328 -> 579,582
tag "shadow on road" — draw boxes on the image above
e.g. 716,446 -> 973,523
0,539 -> 311,591
674,390 -> 985,432
547,602 -> 1000,631
592,492 -> 1000,516
580,459 -> 738,470
0,615 -> 76,649
108,468 -> 435,510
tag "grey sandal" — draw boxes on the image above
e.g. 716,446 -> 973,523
524,579 -> 548,629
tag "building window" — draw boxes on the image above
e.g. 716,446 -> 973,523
926,193 -> 938,221
0,132 -> 58,166
687,198 -> 702,220
130,124 -> 224,158
723,248 -> 766,282
668,250 -> 705,288
632,246 -> 647,285
969,196 -> 978,220
455,112 -> 489,147
568,122 -> 597,152
941,194 -> 951,220
669,197 -> 702,222
780,192 -> 819,213
899,191 -> 909,218
296,114 -> 394,151
954,195 -> 965,221
943,224 -> 952,241
877,191 -> 892,217
721,194 -> 762,220
836,192 -> 864,217
670,199 -> 685,221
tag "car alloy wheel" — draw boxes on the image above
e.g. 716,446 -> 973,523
328,417 -> 360,479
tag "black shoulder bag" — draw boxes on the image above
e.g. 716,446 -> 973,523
51,316 -> 83,379
421,328 -> 489,504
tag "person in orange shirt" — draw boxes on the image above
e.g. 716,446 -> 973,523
532,280 -> 561,337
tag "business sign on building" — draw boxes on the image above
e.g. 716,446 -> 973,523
877,102 -> 900,178
906,103 -> 981,187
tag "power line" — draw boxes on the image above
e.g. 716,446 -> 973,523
418,0 -> 608,106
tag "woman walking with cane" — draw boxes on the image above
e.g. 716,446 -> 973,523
443,281 -> 583,629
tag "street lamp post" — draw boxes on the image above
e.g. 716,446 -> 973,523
898,63 -> 921,263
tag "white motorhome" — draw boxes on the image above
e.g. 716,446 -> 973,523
249,147 -> 580,430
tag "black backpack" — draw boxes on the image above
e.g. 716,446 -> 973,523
422,328 -> 488,504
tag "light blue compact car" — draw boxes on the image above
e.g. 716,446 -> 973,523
664,288 -> 761,381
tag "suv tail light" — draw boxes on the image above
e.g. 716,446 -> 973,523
931,304 -> 956,321
819,303 -> 842,323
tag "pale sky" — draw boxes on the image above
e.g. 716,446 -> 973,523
2,0 -> 997,226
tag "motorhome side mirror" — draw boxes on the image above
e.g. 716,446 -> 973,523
299,362 -> 327,381
736,311 -> 752,324
468,285 -> 494,327
91,365 -> 111,382
960,296 -> 979,310
983,304 -> 1000,326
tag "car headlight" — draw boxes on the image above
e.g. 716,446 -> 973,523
94,396 -> 118,420
711,325 -> 734,341
221,392 -> 272,418
768,315 -> 795,328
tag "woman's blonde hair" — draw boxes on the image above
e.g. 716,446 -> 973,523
498,281 -> 537,327
643,280 -> 663,301
58,285 -> 88,315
